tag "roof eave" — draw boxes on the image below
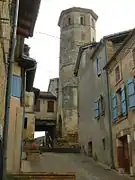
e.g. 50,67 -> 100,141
104,28 -> 135,70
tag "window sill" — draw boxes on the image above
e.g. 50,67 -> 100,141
113,115 -> 127,125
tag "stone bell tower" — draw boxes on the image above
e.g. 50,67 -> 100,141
57,7 -> 98,141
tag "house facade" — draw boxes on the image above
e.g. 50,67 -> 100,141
0,0 -> 11,139
74,29 -> 132,166
104,29 -> 135,176
6,0 -> 41,173
35,91 -> 57,147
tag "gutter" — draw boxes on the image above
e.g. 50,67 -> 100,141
104,39 -> 115,169
2,0 -> 20,179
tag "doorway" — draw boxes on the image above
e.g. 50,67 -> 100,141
117,135 -> 130,173
88,141 -> 93,157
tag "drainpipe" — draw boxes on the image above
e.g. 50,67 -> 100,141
2,0 -> 20,179
104,39 -> 115,169
20,64 -> 37,171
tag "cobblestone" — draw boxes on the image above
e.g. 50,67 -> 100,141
22,153 -> 133,180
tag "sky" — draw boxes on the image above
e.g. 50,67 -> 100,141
26,0 -> 135,138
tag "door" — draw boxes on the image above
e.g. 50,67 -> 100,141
88,141 -> 93,157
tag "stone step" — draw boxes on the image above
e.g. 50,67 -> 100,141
10,173 -> 76,180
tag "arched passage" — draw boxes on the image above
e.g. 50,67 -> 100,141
58,115 -> 62,138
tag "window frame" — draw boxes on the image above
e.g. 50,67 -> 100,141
47,100 -> 54,113
112,93 -> 118,121
94,100 -> 100,119
127,79 -> 135,110
115,65 -> 121,83
35,99 -> 40,112
24,117 -> 27,129
99,95 -> 105,116
80,16 -> 85,25
132,48 -> 135,68
96,57 -> 101,76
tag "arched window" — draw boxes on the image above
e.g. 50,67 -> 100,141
68,17 -> 71,25
80,16 -> 84,25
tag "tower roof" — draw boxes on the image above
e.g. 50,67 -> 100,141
58,7 -> 98,26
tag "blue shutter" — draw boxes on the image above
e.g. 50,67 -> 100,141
94,101 -> 99,118
127,79 -> 135,109
112,93 -> 118,121
120,87 -> 127,116
12,75 -> 21,98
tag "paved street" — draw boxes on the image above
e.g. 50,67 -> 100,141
22,153 -> 133,180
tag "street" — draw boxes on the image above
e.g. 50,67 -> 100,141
22,153 -> 133,180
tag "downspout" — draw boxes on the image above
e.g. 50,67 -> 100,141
104,39 -> 115,169
20,64 -> 37,171
2,0 -> 20,179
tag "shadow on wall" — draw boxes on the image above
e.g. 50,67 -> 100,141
58,115 -> 62,138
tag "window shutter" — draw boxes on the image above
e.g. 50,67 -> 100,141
120,87 -> 127,116
112,93 -> 118,121
127,79 -> 135,109
99,95 -> 105,116
12,76 -> 21,98
96,57 -> 101,76
94,101 -> 99,118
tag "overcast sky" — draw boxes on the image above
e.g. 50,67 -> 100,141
26,0 -> 135,137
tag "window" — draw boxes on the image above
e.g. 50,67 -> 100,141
81,31 -> 86,41
102,138 -> 105,150
92,18 -> 95,28
35,99 -> 40,112
99,95 -> 105,116
127,79 -> 135,109
96,57 -> 101,76
94,101 -> 99,119
115,65 -> 120,83
68,17 -> 71,25
25,94 -> 30,107
11,75 -> 21,98
47,101 -> 54,112
24,117 -> 27,129
80,16 -> 84,25
120,87 -> 127,116
132,48 -> 135,66
112,93 -> 118,121
116,89 -> 122,117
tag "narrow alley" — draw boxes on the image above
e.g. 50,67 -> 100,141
22,153 -> 132,180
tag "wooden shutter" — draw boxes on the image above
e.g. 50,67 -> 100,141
112,93 -> 118,121
127,79 -> 135,109
11,75 -> 21,98
94,101 -> 99,119
47,101 -> 54,112
120,87 -> 127,116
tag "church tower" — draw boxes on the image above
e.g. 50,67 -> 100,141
57,7 -> 98,141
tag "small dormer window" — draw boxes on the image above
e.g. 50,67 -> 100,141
68,17 -> 71,25
80,16 -> 84,25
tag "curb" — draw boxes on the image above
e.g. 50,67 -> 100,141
96,161 -> 134,179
